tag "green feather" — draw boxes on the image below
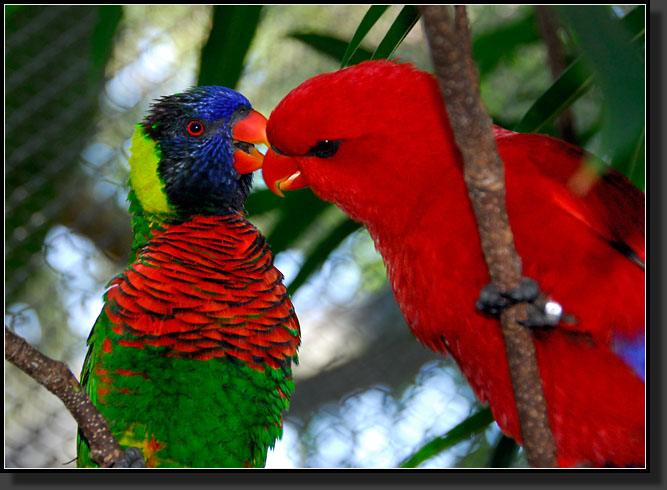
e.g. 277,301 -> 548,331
77,308 -> 295,468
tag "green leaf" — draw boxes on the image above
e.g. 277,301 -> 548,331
620,4 -> 648,41
245,189 -> 282,216
556,5 -> 644,188
247,189 -> 361,290
89,6 -> 123,81
624,126 -> 645,190
5,5 -> 24,18
399,407 -> 495,468
452,437 -> 494,468
262,190 -> 332,256
487,434 -> 520,468
341,5 -> 389,68
288,218 -> 362,295
371,5 -> 421,61
513,59 -> 593,134
515,6 -> 645,140
288,32 -> 374,66
473,10 -> 541,78
198,5 -> 263,89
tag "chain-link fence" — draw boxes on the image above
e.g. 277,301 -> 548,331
6,5 -> 530,468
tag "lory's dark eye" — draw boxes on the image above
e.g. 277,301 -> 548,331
187,120 -> 204,136
308,139 -> 340,158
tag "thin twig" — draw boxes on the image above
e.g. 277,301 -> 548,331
5,326 -> 124,468
419,5 -> 558,467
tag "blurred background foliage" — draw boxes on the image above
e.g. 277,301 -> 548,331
5,5 -> 644,468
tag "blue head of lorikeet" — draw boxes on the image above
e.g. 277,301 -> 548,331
130,85 -> 268,219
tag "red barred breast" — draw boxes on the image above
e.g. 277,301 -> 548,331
105,214 -> 300,372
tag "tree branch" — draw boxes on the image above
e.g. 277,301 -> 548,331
5,326 -> 125,468
419,5 -> 558,467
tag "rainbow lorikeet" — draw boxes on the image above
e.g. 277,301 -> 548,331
77,86 -> 300,468
261,61 -> 644,467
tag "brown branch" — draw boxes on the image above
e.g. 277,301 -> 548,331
419,5 -> 558,467
5,326 -> 125,468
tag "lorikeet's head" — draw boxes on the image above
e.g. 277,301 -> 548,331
262,60 -> 458,225
129,86 -> 268,219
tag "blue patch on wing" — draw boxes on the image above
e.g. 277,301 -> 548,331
612,334 -> 645,381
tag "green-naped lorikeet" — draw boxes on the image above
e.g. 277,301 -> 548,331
261,60 -> 644,467
77,86 -> 300,468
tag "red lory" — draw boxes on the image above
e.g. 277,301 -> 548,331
77,86 -> 300,467
261,60 -> 645,467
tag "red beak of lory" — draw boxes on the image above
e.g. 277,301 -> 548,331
262,147 -> 306,197
232,109 -> 270,174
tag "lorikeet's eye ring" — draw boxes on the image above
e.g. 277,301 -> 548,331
187,120 -> 204,136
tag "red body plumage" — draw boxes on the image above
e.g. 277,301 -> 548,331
262,61 -> 645,467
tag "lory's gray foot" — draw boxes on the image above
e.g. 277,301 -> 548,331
476,277 -> 575,327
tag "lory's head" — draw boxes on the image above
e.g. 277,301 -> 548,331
129,86 -> 268,220
262,60 -> 458,225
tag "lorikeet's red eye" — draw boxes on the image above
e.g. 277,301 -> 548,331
187,120 -> 204,136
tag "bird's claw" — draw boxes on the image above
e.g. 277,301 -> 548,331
476,278 -> 540,314
475,277 -> 575,328
113,447 -> 146,468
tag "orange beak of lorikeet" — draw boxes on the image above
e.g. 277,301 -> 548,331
232,109 -> 270,174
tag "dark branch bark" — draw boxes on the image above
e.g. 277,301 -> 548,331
5,326 -> 124,468
419,5 -> 558,467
